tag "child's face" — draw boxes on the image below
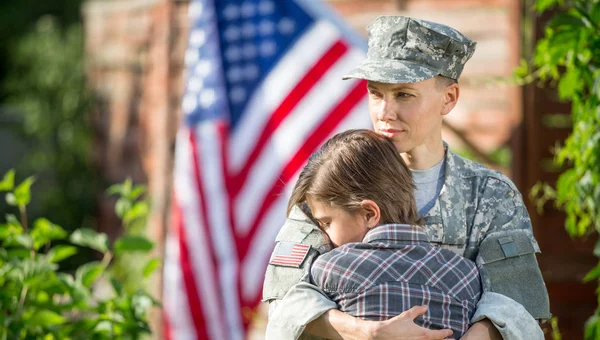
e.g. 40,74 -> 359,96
306,195 -> 370,248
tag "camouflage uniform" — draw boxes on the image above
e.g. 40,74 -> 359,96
263,16 -> 550,340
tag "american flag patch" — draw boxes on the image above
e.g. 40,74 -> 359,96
269,242 -> 311,268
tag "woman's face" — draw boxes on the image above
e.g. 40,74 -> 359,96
306,195 -> 369,248
367,77 -> 451,154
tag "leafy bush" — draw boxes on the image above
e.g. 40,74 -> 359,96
522,0 -> 600,338
0,170 -> 159,339
106,180 -> 159,294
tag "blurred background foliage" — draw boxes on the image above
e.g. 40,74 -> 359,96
0,0 -> 95,243
522,0 -> 600,338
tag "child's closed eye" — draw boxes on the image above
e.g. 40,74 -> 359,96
317,220 -> 331,229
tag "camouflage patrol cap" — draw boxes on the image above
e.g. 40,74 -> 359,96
343,16 -> 476,83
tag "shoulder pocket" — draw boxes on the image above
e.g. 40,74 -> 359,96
262,246 -> 320,302
477,230 -> 551,321
262,212 -> 331,302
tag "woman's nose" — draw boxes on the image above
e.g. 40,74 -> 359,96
377,100 -> 396,121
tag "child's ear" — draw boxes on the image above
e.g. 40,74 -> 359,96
360,200 -> 380,229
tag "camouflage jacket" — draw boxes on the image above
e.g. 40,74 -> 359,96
263,147 -> 550,340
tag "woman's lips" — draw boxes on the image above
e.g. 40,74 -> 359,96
377,129 -> 405,138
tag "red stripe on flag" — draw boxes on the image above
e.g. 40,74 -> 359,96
270,260 -> 303,266
273,254 -> 306,259
189,128 -> 227,338
230,40 -> 349,196
162,304 -> 173,340
239,80 -> 367,262
173,197 -> 207,339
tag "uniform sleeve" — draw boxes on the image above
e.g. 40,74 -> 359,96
263,205 -> 335,340
471,177 -> 551,325
471,292 -> 544,340
266,282 -> 336,340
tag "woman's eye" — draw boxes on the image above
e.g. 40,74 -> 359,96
368,90 -> 383,99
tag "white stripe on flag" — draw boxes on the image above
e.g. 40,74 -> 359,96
234,49 -> 366,235
228,20 -> 340,173
241,190 -> 289,302
329,97 -> 371,135
163,233 -> 196,340
240,96 -> 369,301
175,129 -> 227,340
195,122 -> 244,340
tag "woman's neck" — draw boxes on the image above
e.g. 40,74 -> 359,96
401,141 -> 445,170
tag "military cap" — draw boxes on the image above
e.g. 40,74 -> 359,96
343,16 -> 477,83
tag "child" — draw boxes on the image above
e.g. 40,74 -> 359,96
287,129 -> 481,338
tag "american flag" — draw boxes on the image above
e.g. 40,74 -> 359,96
269,242 -> 311,268
163,0 -> 369,339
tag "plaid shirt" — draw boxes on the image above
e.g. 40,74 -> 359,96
310,224 -> 481,338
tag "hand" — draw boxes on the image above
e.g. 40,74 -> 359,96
364,305 -> 454,340
459,319 -> 501,340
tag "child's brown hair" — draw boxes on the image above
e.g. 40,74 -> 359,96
288,129 -> 420,225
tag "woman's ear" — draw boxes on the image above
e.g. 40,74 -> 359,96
360,200 -> 380,229
441,83 -> 459,116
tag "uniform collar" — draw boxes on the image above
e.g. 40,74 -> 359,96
363,224 -> 430,245
421,142 -> 468,245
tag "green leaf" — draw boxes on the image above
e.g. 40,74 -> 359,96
0,222 -> 23,240
76,261 -> 104,287
143,258 -> 161,278
123,201 -> 149,225
558,68 -> 581,100
29,309 -> 66,327
57,272 -> 75,287
131,291 -> 158,319
122,178 -> 132,197
70,228 -> 109,254
115,198 -> 132,219
114,235 -> 154,255
4,233 -> 33,249
110,277 -> 123,296
129,185 -> 146,200
13,176 -> 35,207
585,314 -> 598,339
7,248 -> 30,259
47,245 -> 78,263
536,0 -> 560,12
107,178 -> 133,198
31,218 -> 67,250
0,170 -> 15,191
6,214 -> 21,227
106,183 -> 124,196
547,12 -> 585,30
5,193 -> 17,206
584,263 -> 600,282
20,258 -> 58,285
513,59 -> 529,79
93,320 -> 113,335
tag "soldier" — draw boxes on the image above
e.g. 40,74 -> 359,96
263,16 -> 550,340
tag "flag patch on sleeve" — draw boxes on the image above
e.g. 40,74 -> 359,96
269,242 -> 311,268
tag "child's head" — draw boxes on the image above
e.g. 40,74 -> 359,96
288,129 -> 419,247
